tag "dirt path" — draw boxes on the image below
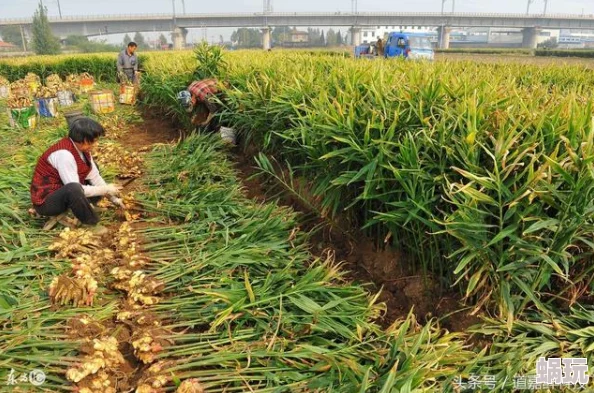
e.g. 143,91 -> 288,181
122,112 -> 182,150
55,108 -> 182,393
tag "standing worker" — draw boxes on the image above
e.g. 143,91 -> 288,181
30,117 -> 125,234
177,79 -> 236,144
117,41 -> 139,84
376,37 -> 385,57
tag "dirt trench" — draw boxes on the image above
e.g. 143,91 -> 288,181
231,144 -> 481,332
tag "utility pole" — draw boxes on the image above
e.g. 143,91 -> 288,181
57,0 -> 62,18
351,0 -> 357,14
181,0 -> 186,14
526,0 -> 533,14
172,0 -> 176,25
543,0 -> 549,15
441,0 -> 447,15
451,0 -> 455,13
263,0 -> 273,13
20,25 -> 27,52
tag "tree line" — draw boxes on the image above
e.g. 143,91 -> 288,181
230,27 -> 347,48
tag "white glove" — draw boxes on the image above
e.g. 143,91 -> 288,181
109,196 -> 126,209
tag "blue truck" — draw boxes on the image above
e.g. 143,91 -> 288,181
355,32 -> 435,60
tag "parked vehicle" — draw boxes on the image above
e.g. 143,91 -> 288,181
354,43 -> 378,59
384,32 -> 435,60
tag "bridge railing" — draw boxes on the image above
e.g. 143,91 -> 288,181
1,12 -> 594,24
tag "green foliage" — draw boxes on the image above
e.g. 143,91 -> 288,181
192,42 -> 227,80
306,28 -> 326,47
0,53 -> 148,82
0,25 -> 24,48
271,26 -> 290,45
64,35 -> 89,47
230,28 -> 262,48
537,37 -> 558,49
133,32 -> 148,49
137,133 -> 476,392
535,48 -> 594,58
326,28 -> 339,46
201,53 -> 594,325
122,33 -> 132,47
31,2 -> 60,55
63,35 -> 118,53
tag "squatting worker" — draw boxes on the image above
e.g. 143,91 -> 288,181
177,78 -> 227,132
117,41 -> 138,84
30,117 -> 125,234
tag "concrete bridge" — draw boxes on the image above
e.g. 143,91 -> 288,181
2,12 -> 594,49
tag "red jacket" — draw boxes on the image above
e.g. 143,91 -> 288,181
30,138 -> 92,206
188,79 -> 219,103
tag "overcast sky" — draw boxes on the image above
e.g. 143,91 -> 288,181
1,0 -> 593,18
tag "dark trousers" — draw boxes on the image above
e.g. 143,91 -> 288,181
203,99 -> 224,133
34,183 -> 100,225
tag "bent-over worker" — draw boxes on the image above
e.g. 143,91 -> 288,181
117,41 -> 139,84
177,78 -> 226,131
30,117 -> 124,234
177,79 -> 237,144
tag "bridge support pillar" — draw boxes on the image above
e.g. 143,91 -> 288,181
350,27 -> 362,46
438,26 -> 451,49
172,27 -> 187,50
261,27 -> 271,50
522,27 -> 539,49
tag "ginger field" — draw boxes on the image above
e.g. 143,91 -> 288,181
1,47 -> 593,392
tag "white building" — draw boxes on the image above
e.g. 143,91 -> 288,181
360,25 -> 436,44
558,29 -> 594,48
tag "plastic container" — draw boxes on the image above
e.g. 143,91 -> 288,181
9,106 -> 38,129
80,77 -> 94,93
36,97 -> 59,117
57,90 -> 75,107
119,85 -> 136,105
0,85 -> 9,99
64,108 -> 85,127
220,127 -> 237,145
89,90 -> 115,114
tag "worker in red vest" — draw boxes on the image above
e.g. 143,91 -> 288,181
30,117 -> 124,234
